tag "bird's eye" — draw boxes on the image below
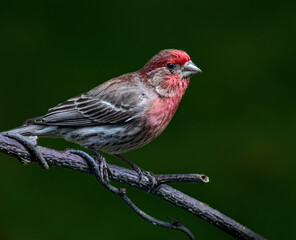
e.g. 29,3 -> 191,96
166,63 -> 175,70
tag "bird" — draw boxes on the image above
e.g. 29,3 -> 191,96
4,49 -> 201,182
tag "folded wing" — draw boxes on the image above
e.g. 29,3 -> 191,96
26,79 -> 148,127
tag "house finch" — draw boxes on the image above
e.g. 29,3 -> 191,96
5,49 -> 201,178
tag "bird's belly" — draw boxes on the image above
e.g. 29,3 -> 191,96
64,122 -> 152,154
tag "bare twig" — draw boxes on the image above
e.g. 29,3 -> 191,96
68,148 -> 195,239
0,134 -> 266,240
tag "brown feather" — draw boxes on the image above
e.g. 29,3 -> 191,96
26,73 -> 150,127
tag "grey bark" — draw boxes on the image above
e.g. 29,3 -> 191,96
0,134 -> 266,240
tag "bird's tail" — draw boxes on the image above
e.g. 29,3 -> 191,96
2,124 -> 54,136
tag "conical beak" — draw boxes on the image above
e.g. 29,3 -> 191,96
182,61 -> 202,78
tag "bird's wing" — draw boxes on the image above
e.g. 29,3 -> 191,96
26,79 -> 149,126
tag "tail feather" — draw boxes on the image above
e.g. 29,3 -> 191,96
2,125 -> 57,136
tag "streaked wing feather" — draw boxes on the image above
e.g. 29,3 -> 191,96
27,80 -> 147,126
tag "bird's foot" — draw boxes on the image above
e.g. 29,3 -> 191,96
67,149 -> 111,187
133,166 -> 158,191
114,154 -> 158,190
2,132 -> 49,169
91,150 -> 112,185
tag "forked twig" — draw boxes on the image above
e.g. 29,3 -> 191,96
68,149 -> 195,239
0,134 -> 266,240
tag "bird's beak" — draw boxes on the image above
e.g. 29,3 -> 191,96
182,61 -> 202,78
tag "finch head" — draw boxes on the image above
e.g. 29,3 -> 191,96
140,49 -> 201,97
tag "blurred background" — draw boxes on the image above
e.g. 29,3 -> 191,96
0,0 -> 295,239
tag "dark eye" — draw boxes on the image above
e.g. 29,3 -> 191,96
166,63 -> 175,70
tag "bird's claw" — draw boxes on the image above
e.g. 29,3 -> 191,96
67,149 -> 111,186
93,153 -> 111,185
2,132 -> 49,169
133,167 -> 158,190
113,154 -> 158,190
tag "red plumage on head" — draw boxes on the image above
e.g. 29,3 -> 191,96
141,49 -> 191,73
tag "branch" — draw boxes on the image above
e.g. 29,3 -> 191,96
0,134 -> 266,240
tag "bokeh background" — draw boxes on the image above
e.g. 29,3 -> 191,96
0,1 -> 295,239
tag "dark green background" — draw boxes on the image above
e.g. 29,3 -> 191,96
0,1 -> 295,239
